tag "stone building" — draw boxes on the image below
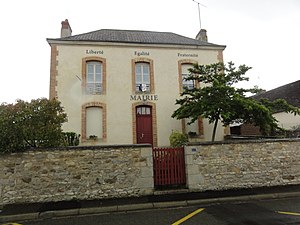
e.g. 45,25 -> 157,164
47,19 -> 226,146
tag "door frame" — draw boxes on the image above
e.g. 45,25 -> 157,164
136,105 -> 153,145
132,102 -> 157,146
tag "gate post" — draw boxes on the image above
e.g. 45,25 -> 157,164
137,145 -> 154,195
184,145 -> 204,191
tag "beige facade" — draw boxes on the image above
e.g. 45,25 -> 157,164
273,112 -> 300,130
47,20 -> 226,146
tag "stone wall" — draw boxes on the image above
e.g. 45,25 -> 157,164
0,145 -> 153,206
186,139 -> 300,191
2,140 -> 300,207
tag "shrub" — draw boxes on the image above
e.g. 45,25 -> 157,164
0,103 -> 25,153
169,130 -> 188,147
0,98 -> 67,153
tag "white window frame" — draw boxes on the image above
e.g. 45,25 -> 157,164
86,61 -> 102,95
182,64 -> 195,90
135,62 -> 150,93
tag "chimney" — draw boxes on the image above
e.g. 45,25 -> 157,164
60,19 -> 72,38
195,29 -> 208,42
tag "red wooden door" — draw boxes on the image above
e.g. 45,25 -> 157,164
136,106 -> 153,146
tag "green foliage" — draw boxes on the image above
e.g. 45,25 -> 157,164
63,132 -> 80,146
0,103 -> 25,152
172,62 -> 300,141
88,135 -> 98,140
0,98 -> 67,153
237,98 -> 300,136
259,98 -> 300,115
291,124 -> 300,131
285,124 -> 300,138
169,130 -> 188,147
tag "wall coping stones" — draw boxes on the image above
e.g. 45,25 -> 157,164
1,144 -> 152,155
186,138 -> 300,146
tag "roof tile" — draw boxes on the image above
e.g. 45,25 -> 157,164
54,29 -> 224,47
254,80 -> 300,107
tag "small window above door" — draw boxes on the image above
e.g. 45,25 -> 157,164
136,106 -> 151,115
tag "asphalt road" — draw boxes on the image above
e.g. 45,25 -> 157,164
7,197 -> 300,225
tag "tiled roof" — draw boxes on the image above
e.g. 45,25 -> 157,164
254,80 -> 300,108
51,29 -> 225,47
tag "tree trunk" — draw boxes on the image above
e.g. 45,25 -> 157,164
212,118 -> 219,142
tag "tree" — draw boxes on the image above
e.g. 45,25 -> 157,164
172,62 -> 300,141
237,98 -> 300,136
0,98 -> 68,152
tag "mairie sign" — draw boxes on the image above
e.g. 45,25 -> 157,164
130,94 -> 158,101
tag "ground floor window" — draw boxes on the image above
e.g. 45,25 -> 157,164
81,102 -> 107,141
86,107 -> 103,139
182,117 -> 204,138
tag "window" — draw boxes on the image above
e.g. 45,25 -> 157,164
178,60 -> 198,93
86,107 -> 103,139
182,117 -> 204,137
185,118 -> 198,135
82,57 -> 106,95
135,63 -> 150,92
136,106 -> 151,115
86,61 -> 102,94
82,102 -> 107,142
132,58 -> 154,93
181,64 -> 194,90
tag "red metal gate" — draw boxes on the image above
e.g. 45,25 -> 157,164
153,147 -> 186,188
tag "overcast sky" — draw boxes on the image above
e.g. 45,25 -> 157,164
0,0 -> 299,103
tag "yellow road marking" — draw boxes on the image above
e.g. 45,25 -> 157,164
277,211 -> 300,216
1,223 -> 22,225
171,208 -> 205,225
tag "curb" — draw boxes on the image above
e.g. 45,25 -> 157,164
0,213 -> 39,223
1,191 -> 300,223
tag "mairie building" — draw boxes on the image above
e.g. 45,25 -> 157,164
47,19 -> 227,146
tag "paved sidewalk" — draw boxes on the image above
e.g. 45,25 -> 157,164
1,184 -> 300,223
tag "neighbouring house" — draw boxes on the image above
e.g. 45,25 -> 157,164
47,19 -> 226,146
230,80 -> 300,137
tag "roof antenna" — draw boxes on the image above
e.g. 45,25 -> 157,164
192,0 -> 207,30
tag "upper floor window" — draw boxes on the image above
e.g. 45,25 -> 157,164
132,58 -> 154,94
181,64 -> 195,90
135,63 -> 150,92
82,57 -> 106,95
86,61 -> 102,94
178,60 -> 198,93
